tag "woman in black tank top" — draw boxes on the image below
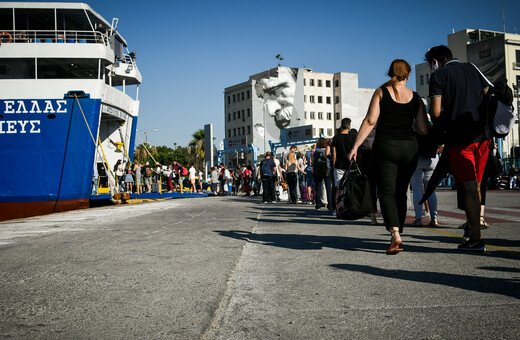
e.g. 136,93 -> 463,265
348,59 -> 429,254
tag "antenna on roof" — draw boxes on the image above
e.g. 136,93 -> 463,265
503,8 -> 506,33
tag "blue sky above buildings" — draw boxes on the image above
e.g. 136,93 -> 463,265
29,0 -> 520,148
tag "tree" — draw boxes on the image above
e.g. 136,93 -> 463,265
188,129 -> 205,169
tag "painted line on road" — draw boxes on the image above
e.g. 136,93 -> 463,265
436,210 -> 516,223
423,227 -> 519,253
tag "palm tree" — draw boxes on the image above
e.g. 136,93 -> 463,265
188,129 -> 205,168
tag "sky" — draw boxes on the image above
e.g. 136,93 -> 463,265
28,0 -> 520,148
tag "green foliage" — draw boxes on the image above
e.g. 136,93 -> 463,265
132,128 -> 205,167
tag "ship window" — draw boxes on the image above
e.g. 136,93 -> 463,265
0,58 -> 35,79
0,9 -> 14,30
15,9 -> 55,31
56,9 -> 92,31
37,58 -> 99,79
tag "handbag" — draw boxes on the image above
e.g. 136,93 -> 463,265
335,161 -> 372,220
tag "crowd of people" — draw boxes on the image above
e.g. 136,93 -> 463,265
96,160 -> 205,195
96,45 -> 514,255
238,46 -> 508,254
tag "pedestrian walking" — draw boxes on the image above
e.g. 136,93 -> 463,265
426,45 -> 490,251
349,59 -> 428,254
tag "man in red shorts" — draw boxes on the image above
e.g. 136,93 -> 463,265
426,45 -> 490,252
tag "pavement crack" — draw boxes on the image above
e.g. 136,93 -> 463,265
201,211 -> 262,340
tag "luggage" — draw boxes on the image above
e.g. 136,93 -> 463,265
335,162 -> 372,220
151,182 -> 160,193
300,184 -> 313,202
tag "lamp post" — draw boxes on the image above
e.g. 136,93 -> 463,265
137,128 -> 158,144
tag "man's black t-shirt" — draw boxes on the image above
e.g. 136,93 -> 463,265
331,133 -> 355,169
429,59 -> 489,147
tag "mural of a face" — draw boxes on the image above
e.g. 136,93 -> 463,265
255,67 -> 296,129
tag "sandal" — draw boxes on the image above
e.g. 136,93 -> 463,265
480,216 -> 490,230
386,229 -> 403,255
428,219 -> 440,227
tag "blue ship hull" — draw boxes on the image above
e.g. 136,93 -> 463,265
0,92 -> 101,221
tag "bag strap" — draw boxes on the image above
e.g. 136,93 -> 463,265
470,63 -> 493,88
346,160 -> 362,175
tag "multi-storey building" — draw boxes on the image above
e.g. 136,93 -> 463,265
415,29 -> 520,162
224,67 -> 373,166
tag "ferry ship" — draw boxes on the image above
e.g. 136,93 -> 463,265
0,2 -> 142,221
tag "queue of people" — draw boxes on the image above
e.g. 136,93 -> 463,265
96,159 -> 205,195
97,45 -> 509,255
249,46 -> 502,255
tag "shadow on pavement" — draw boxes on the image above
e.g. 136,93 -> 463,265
330,263 -> 520,299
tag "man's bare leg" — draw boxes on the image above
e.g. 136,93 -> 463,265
460,181 -> 482,241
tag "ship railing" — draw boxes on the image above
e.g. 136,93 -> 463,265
0,30 -> 109,45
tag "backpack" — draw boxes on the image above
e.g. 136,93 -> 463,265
260,160 -> 273,177
314,150 -> 329,180
472,64 -> 516,138
181,166 -> 188,176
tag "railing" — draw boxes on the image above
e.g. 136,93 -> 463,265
0,30 -> 108,45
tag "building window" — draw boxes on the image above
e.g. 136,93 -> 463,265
335,96 -> 339,104
310,111 -> 316,119
318,96 -> 323,103
335,112 -> 340,120
310,95 -> 315,103
233,112 -> 236,120
327,112 -> 332,120
228,129 -> 231,137
247,125 -> 250,134
304,78 -> 306,86
241,92 -> 244,101
426,74 -> 430,84
227,113 -> 231,121
304,95 -> 306,103
335,80 -> 339,87
319,128 -> 324,136
420,75 -> 424,86
242,127 -> 245,135
233,128 -> 237,136
237,111 -> 240,119
304,111 -> 307,119
326,80 -> 331,87
310,79 -> 315,86
313,128 -> 316,136
327,128 -> 332,136
318,79 -> 322,87
242,110 -> 245,118
227,96 -> 231,104
326,96 -> 331,104
233,94 -> 236,103
247,108 -> 250,116
318,112 -> 323,120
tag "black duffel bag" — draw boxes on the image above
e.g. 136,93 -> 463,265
335,161 -> 372,220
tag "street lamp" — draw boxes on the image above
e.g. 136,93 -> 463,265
137,128 -> 158,143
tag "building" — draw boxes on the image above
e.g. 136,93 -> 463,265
415,29 -> 520,162
224,67 -> 374,166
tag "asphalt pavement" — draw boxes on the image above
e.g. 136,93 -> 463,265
0,189 -> 519,339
